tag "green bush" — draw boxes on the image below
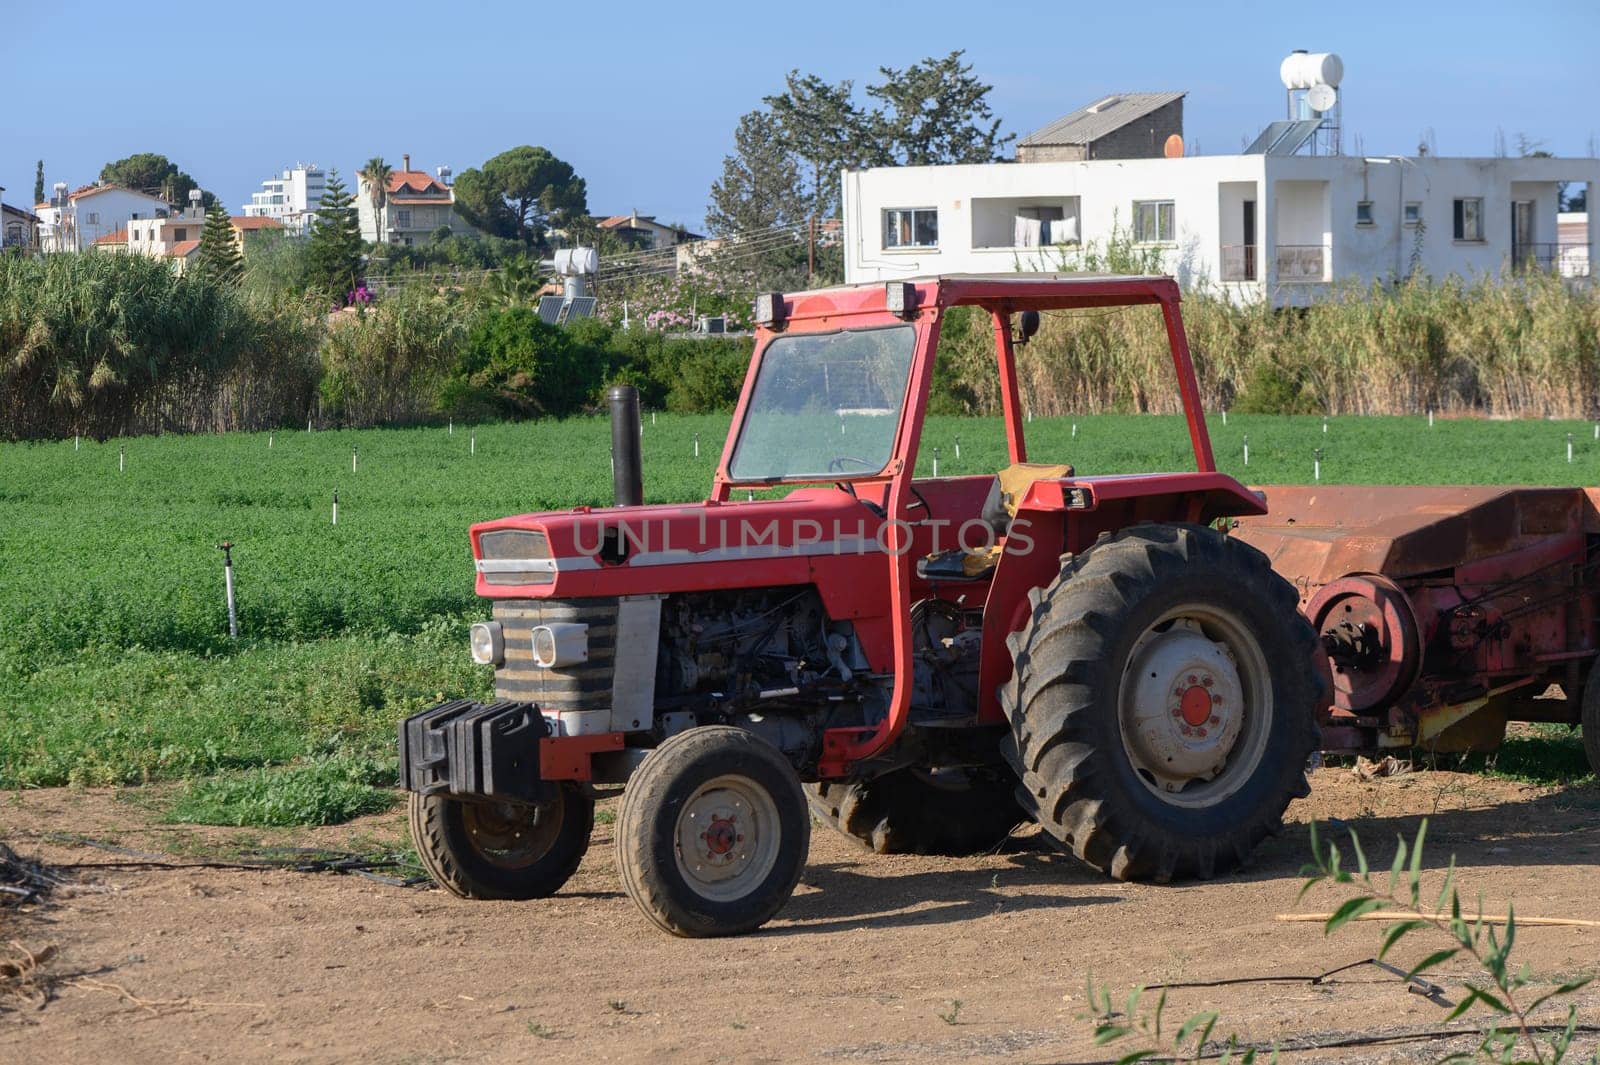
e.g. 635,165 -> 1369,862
441,306 -> 613,419
166,754 -> 397,827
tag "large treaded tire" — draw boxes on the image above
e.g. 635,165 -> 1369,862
1581,666 -> 1600,779
409,786 -> 593,900
616,726 -> 809,938
1000,523 -> 1321,882
806,768 -> 1025,855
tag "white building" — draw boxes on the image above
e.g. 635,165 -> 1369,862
35,183 -> 172,253
843,154 -> 1598,306
842,53 -> 1598,306
356,155 -> 467,245
241,164 -> 327,235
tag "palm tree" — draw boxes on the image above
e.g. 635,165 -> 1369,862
360,157 -> 393,240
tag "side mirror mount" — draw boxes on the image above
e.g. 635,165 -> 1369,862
1015,310 -> 1041,346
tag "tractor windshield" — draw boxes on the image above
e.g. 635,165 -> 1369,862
728,325 -> 916,481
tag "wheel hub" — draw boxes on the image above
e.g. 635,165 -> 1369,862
674,775 -> 780,902
1125,621 -> 1245,791
462,797 -> 563,869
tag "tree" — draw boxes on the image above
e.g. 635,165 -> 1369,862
452,146 -> 587,250
33,161 -> 44,206
867,51 -> 1012,166
305,170 -> 363,304
99,153 -> 214,208
195,203 -> 244,285
360,157 -> 393,238
764,72 -> 879,220
706,110 -> 806,237
760,53 -> 1012,219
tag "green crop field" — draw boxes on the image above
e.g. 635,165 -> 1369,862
4,413 -> 1598,803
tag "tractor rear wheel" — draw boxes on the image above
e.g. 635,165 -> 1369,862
1581,666 -> 1600,779
616,726 -> 809,937
409,786 -> 593,900
1001,523 -> 1321,882
806,767 -> 1024,855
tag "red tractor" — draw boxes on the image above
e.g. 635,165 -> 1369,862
401,276 -> 1323,937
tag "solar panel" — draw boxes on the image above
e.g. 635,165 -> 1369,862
1245,119 -> 1324,156
1244,121 -> 1295,155
558,296 -> 597,323
536,294 -> 565,324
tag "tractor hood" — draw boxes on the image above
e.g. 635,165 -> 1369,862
469,488 -> 888,602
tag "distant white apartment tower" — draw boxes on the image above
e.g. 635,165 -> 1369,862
242,164 -> 327,235
842,52 -> 1599,307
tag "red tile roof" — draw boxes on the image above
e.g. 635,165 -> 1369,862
166,239 -> 201,258
93,227 -> 129,245
385,171 -> 449,195
598,214 -> 656,229
230,216 -> 283,230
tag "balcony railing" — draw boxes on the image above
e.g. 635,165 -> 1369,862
1275,244 -> 1329,283
1220,243 -> 1258,282
1512,242 -> 1591,278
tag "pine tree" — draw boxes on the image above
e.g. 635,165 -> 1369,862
195,203 -> 244,284
33,161 -> 45,206
706,110 -> 806,237
305,169 -> 363,304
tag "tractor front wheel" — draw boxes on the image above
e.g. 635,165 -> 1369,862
616,726 -> 809,937
409,786 -> 593,900
1002,524 -> 1321,882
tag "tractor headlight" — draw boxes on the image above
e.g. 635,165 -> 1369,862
530,622 -> 589,668
469,621 -> 504,665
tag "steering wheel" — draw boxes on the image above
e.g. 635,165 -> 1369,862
828,456 -> 886,518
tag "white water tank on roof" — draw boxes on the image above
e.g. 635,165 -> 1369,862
550,247 -> 598,276
1280,51 -> 1344,89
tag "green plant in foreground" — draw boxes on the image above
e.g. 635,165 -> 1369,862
1085,821 -> 1597,1064
1305,820 -> 1595,1064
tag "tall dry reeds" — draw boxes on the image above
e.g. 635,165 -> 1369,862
937,273 -> 1600,418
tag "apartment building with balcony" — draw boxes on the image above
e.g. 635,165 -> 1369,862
241,163 -> 327,234
841,58 -> 1598,306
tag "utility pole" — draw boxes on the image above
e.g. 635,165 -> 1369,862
807,215 -> 816,283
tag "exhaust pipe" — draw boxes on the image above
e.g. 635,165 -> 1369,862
608,384 -> 643,506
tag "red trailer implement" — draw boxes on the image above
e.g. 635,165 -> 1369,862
1231,485 -> 1600,768
400,276 -> 1323,936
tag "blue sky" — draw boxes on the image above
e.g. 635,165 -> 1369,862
4,1 -> 1592,227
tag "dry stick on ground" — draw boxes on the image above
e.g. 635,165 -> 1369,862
66,977 -> 264,1016
1279,912 -> 1600,929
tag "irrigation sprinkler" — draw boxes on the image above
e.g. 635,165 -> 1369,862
954,435 -> 961,460
470,432 -> 476,456
651,411 -> 657,426
308,416 -> 313,432
1428,409 -> 1434,428
1221,409 -> 1227,426
932,446 -> 940,478
1568,432 -> 1574,464
694,433 -> 700,458
1314,447 -> 1323,482
1323,416 -> 1328,434
449,419 -> 453,435
218,541 -> 238,639
747,490 -> 754,502
119,445 -> 124,473
1072,422 -> 1078,439
1243,434 -> 1249,467
74,433 -> 79,451
268,433 -> 273,449
352,446 -> 358,473
1593,423 -> 1598,441
1027,409 -> 1034,424
332,489 -> 339,526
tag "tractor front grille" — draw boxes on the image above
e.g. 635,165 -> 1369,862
492,597 -> 618,714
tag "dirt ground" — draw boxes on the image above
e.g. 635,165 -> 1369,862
3,767 -> 1598,1065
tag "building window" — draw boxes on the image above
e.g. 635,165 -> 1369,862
1132,200 -> 1175,243
175,228 -> 188,241
1404,202 -> 1422,227
395,209 -> 413,229
1355,201 -> 1374,226
883,207 -> 938,249
1453,198 -> 1484,242
85,212 -> 99,225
